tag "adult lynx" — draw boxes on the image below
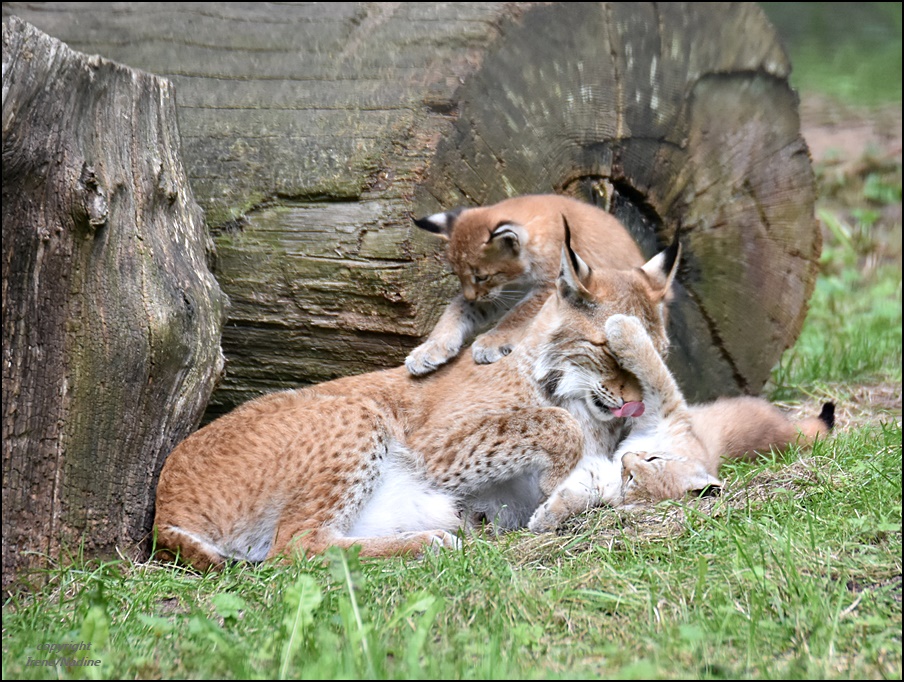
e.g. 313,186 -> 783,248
529,314 -> 835,531
154,228 -> 679,569
407,194 -> 644,375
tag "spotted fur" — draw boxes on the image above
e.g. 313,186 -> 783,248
154,234 -> 677,570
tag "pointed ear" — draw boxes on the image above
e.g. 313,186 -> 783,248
487,222 -> 527,255
640,236 -> 681,300
412,208 -> 462,240
556,216 -> 593,302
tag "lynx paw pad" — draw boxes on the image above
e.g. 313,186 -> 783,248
471,332 -> 515,364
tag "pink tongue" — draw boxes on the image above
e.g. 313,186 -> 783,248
611,401 -> 645,418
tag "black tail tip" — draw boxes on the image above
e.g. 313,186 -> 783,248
819,402 -> 836,430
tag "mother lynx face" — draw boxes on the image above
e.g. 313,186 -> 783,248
536,223 -> 681,424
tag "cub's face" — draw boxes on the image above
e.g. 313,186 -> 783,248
620,451 -> 722,506
414,206 -> 532,302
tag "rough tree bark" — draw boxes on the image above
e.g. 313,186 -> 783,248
4,3 -> 819,420
1,18 -> 227,589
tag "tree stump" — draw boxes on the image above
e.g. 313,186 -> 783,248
1,18 -> 227,589
2,3 -> 818,412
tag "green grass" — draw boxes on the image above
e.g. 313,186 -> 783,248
3,5 -> 902,680
760,2 -> 902,107
2,421 -> 900,679
769,187 -> 902,395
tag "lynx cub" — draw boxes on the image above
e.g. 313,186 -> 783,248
407,194 -> 644,375
154,230 -> 679,570
529,314 -> 835,531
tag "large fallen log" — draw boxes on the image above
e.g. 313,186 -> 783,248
1,18 -> 226,589
3,3 -> 819,420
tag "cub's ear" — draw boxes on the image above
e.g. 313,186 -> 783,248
689,478 -> 723,499
487,221 -> 528,255
640,235 -> 681,301
556,216 -> 593,303
412,207 -> 463,240
684,466 -> 723,499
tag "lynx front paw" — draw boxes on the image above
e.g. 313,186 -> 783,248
528,489 -> 583,533
604,314 -> 644,351
427,529 -> 462,552
405,339 -> 460,376
471,331 -> 515,365
527,504 -> 560,534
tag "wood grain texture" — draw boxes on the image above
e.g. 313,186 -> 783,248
417,2 -> 818,400
1,17 -> 226,588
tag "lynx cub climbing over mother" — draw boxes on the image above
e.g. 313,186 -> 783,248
154,226 -> 679,570
407,194 -> 644,375
529,313 -> 835,532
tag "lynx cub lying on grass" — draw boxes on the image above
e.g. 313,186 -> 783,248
529,314 -> 835,531
154,228 -> 679,570
407,194 -> 644,375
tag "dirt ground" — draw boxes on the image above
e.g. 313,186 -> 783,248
800,95 -> 902,171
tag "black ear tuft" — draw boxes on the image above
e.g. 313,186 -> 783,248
693,484 -> 722,499
413,216 -> 444,233
819,402 -> 836,430
661,232 -> 681,278
563,215 -> 581,274
412,207 -> 463,237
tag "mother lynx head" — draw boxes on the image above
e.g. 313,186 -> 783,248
536,219 -> 681,424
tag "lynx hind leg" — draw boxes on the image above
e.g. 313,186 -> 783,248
153,523 -> 227,572
266,430 -> 464,560
267,526 -> 460,562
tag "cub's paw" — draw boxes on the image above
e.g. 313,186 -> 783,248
420,530 -> 462,554
527,504 -> 560,534
471,331 -> 515,365
604,314 -> 644,350
405,339 -> 459,376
